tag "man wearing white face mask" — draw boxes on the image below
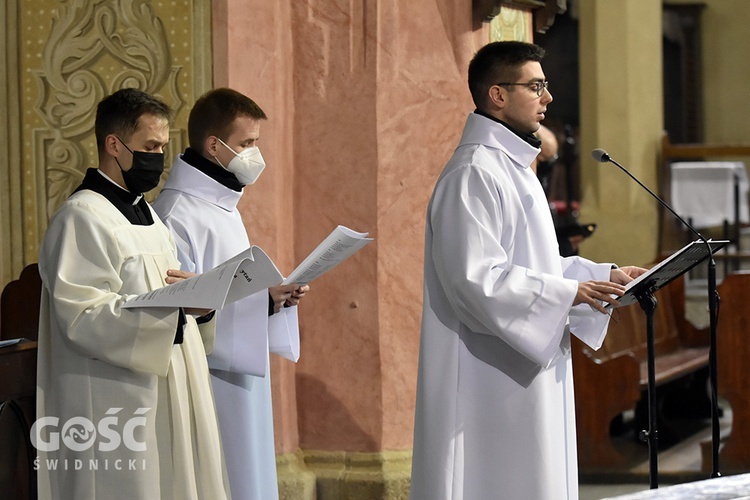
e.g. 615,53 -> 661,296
153,88 -> 309,500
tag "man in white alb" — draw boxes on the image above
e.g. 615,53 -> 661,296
409,41 -> 647,500
154,87 -> 307,500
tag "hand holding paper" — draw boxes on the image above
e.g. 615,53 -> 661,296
122,225 -> 372,311
122,246 -> 283,309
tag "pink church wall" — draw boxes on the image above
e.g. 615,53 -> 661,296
373,0 -> 489,450
213,0 -> 488,454
290,0 -> 382,451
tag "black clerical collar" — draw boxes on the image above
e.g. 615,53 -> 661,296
74,168 -> 154,225
97,170 -> 143,205
473,109 -> 542,149
182,147 -> 244,192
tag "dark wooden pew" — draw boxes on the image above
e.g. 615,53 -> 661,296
699,271 -> 750,473
572,275 -> 710,472
0,263 -> 41,500
1,263 -> 41,342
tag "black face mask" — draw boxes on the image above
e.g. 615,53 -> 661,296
115,137 -> 165,194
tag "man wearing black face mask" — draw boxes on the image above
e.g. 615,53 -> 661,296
71,90 -> 169,224
113,135 -> 166,193
36,88 -> 230,499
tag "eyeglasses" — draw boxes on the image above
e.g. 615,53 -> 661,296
496,80 -> 549,97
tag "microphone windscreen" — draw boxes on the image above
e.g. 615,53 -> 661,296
591,148 -> 609,162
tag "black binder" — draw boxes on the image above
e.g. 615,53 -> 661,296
610,239 -> 729,308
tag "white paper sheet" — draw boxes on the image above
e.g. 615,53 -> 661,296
123,246 -> 283,309
283,225 -> 372,285
123,225 -> 372,309
0,338 -> 22,348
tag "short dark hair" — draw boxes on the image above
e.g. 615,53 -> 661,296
95,88 -> 172,153
188,88 -> 267,150
468,41 -> 545,110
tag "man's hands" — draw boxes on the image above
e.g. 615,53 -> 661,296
575,265 -> 649,314
610,266 -> 648,284
165,268 -> 195,284
269,284 -> 310,313
165,269 -> 311,316
574,281 -> 626,313
165,269 -> 213,317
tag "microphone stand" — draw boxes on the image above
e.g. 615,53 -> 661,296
633,290 -> 659,488
597,151 -> 721,484
707,249 -> 721,479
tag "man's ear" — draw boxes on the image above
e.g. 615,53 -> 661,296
488,84 -> 507,110
104,134 -> 120,157
204,135 -> 219,157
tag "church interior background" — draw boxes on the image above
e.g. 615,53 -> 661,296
3,0 -> 750,498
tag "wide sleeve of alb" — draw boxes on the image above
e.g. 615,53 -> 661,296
429,163 -> 578,368
561,255 -> 615,350
268,306 -> 300,362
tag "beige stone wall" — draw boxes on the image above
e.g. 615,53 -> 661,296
577,0 -> 664,266
1,1 -> 24,288
579,0 -> 750,266
664,0 -> 750,144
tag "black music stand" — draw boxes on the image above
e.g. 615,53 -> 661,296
608,239 -> 728,489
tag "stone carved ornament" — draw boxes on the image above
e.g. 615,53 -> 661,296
34,0 -> 183,217
474,0 -> 566,34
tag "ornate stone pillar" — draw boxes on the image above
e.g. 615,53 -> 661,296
261,0 -> 488,498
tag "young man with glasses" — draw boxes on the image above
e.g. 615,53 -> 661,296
409,41 -> 646,499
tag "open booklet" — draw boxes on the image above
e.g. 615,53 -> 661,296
282,225 -> 372,285
123,225 -> 372,309
122,246 -> 283,310
607,239 -> 728,308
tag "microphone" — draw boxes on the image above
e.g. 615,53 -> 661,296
590,148 -> 706,243
591,148 -> 610,163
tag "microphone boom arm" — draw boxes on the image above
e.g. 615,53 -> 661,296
592,147 -> 722,481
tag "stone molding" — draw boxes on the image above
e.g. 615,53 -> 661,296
277,451 -> 317,500
289,449 -> 412,500
490,5 -> 533,42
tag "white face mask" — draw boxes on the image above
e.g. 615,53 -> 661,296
215,138 -> 266,185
